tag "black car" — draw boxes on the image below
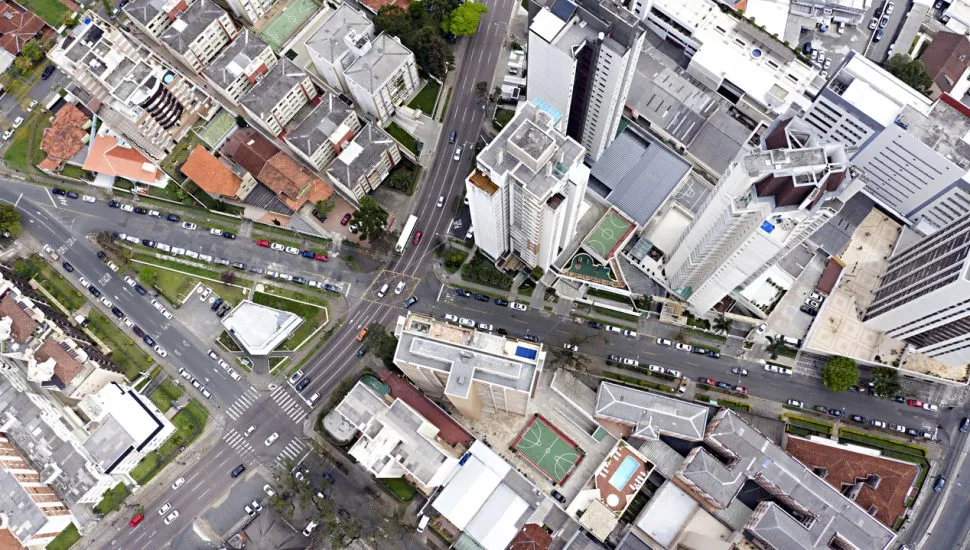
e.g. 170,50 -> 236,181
142,239 -> 156,247
97,250 -> 107,260
134,284 -> 147,296
705,350 -> 720,358
404,296 -> 418,308
292,276 -> 308,285
230,261 -> 247,270
934,476 -> 947,493
895,395 -> 906,403
216,304 -> 231,318
608,354 -> 621,362
133,326 -> 145,338
108,200 -> 120,208
66,191 -> 79,199
211,297 -> 224,311
143,334 -> 155,347
449,131 -> 457,144
249,266 -> 266,275
961,417 -> 969,433
322,472 -> 335,484
166,213 -> 180,222
829,409 -> 844,417
494,298 -> 509,306
295,377 -> 311,391
62,261 -> 74,272
51,188 -> 67,196
473,293 -> 489,302
550,490 -> 566,504
716,381 -> 733,390
356,346 -> 367,357
799,304 -> 818,315
523,335 -> 539,343
849,414 -> 866,423
690,347 -> 707,355
111,307 -> 124,318
300,250 -> 315,258
88,285 -> 101,297
588,321 -> 602,329
134,207 -> 148,214
455,289 -> 471,298
324,284 -> 340,293
231,464 -> 246,478
496,328 -> 508,336
222,232 -> 236,239
40,65 -> 54,79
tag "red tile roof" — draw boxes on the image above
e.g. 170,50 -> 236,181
0,291 -> 36,342
83,135 -> 163,184
507,524 -> 553,550
34,338 -> 85,386
919,32 -> 970,97
0,1 -> 47,56
221,127 -> 278,177
40,104 -> 90,171
816,257 -> 845,296
258,152 -> 333,211
359,0 -> 409,13
380,372 -> 474,447
180,145 -> 241,197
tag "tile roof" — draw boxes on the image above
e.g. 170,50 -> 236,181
344,33 -> 413,93
0,291 -> 36,342
507,523 -> 553,550
34,337 -> 84,386
380,371 -> 474,447
204,29 -> 272,89
359,0 -> 409,14
919,32 -> 970,96
257,152 -> 333,210
40,104 -> 90,169
221,127 -> 279,176
0,1 -> 47,56
180,145 -> 241,196
240,58 -> 308,120
159,0 -> 228,55
287,93 -> 354,157
82,134 -> 163,184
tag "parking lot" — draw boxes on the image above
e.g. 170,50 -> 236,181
177,283 -> 237,343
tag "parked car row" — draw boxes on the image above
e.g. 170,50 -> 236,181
452,289 -> 527,312
443,313 -> 496,333
665,340 -> 720,359
588,321 -> 637,337
256,239 -> 329,262
207,348 -> 241,381
51,187 -> 96,202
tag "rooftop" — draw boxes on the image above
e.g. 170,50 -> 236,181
40,104 -> 91,171
0,441 -> 68,546
82,133 -> 165,185
304,4 -> 372,64
588,125 -> 692,226
582,209 -> 637,263
394,313 -> 543,399
919,32 -> 970,96
344,33 -> 414,93
35,337 -> 84,387
0,290 -> 38,342
379,371 -> 474,447
241,58 -> 309,120
204,29 -> 271,89
359,0 -> 409,14
477,102 -> 584,199
677,410 -> 897,550
828,52 -> 933,126
595,382 -> 709,441
159,0 -> 226,55
222,300 -> 302,355
258,151 -> 333,210
80,382 -> 172,473
899,95 -> 970,166
179,145 -> 241,197
124,0 -> 175,27
327,123 -> 395,189
222,127 -> 278,176
0,1 -> 47,56
532,0 -> 643,55
287,92 -> 354,157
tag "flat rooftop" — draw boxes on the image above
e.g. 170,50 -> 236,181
582,209 -> 637,262
595,382 -> 708,441
222,300 -> 302,355
241,58 -> 309,120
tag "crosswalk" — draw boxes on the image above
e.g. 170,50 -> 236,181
225,386 -> 261,421
271,385 -> 309,423
222,427 -> 256,456
274,438 -> 307,469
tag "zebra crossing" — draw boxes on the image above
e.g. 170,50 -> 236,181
274,438 -> 307,469
222,427 -> 256,456
225,386 -> 260,421
271,385 -> 309,423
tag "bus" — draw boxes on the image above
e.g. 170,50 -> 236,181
395,215 -> 418,254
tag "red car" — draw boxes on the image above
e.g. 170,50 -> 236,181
314,253 -> 328,262
735,386 -> 748,394
129,514 -> 145,528
340,213 -> 352,226
697,377 -> 715,386
256,239 -> 270,248
412,231 -> 423,246
907,399 -> 923,408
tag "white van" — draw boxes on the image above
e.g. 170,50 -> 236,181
781,336 -> 802,348
416,515 -> 430,533
377,283 -> 389,298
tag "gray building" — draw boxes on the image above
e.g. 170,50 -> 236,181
203,30 -> 277,105
325,122 -> 400,200
286,93 -> 361,171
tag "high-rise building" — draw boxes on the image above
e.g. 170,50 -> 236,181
224,0 -> 276,25
527,0 -> 645,160
664,118 -> 859,314
465,101 -> 588,271
863,215 -> 970,366
0,435 -> 74,548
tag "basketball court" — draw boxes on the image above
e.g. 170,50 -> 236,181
512,415 -> 585,484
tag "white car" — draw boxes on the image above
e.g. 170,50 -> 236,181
675,343 -> 692,352
161,309 -> 173,320
151,299 -> 163,311
171,477 -> 185,490
154,345 -> 167,357
606,325 -> 622,334
123,318 -> 134,328
263,484 -> 276,497
647,364 -> 664,373
436,195 -> 445,208
230,370 -> 241,381
218,359 -> 229,370
453,146 -> 463,161
786,399 -> 803,408
284,246 -> 300,255
264,432 -> 279,446
100,296 -> 113,308
0,129 -> 11,141
79,276 -> 90,287
871,419 -> 888,429
81,195 -> 95,203
245,425 -> 256,436
458,317 -> 475,327
126,236 -> 140,244
181,222 -> 197,230
184,250 -> 200,259
756,323 -> 767,334
477,322 -> 494,331
509,302 -> 528,311
656,338 -> 672,346
26,100 -> 37,112
270,243 -> 285,251
178,368 -> 191,380
164,511 -> 179,525
923,403 -> 939,412
444,314 -> 459,323
621,357 -> 639,367
563,343 -> 579,352
158,502 -> 172,516
124,276 -> 136,287
199,254 -> 213,262
147,210 -> 160,217
623,330 -> 637,337
170,247 -> 185,256
199,286 -> 212,301
120,204 -> 134,212
394,281 -> 406,295
201,388 -> 211,398
303,520 -> 319,537
209,228 -> 223,236
106,261 -> 119,272
12,116 -> 23,129
289,370 -> 304,385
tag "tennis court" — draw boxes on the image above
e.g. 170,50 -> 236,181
513,415 -> 585,484
260,0 -> 320,51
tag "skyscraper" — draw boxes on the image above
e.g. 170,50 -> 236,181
665,118 -> 860,314
527,0 -> 645,160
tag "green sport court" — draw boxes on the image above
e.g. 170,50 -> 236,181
195,109 -> 236,148
513,415 -> 585,484
260,0 -> 320,51
584,209 -> 635,260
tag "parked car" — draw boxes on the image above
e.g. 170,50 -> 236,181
62,261 -> 74,272
256,239 -> 270,247
588,321 -> 603,329
698,377 -> 715,386
850,414 -> 866,423
656,338 -> 672,346
675,343 -> 691,352
403,296 -> 418,308
935,476 -> 946,493
129,514 -> 145,528
621,358 -> 639,367
731,367 -> 748,376
907,399 -> 924,408
563,343 -> 579,352
509,302 -> 528,311
494,298 -> 509,306
828,408 -> 844,417
923,403 -> 939,412
871,419 -> 888,429
787,399 -> 803,408
340,213 -> 352,225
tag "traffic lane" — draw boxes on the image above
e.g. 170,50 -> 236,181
234,395 -> 306,462
867,0 -> 908,62
919,431 -> 970,549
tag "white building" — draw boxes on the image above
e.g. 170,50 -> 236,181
392,313 -> 544,419
863,215 -> 970,367
125,0 -> 238,74
528,0 -> 645,160
240,58 -> 318,136
646,0 -> 820,123
48,13 -> 215,160
224,0 -> 277,25
204,30 -> 277,105
801,52 -> 970,234
664,117 -> 860,314
466,101 -> 588,271
221,301 -> 303,355
305,4 -> 374,93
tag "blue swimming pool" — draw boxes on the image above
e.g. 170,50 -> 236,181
609,456 -> 639,491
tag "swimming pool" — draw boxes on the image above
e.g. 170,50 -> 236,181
609,456 -> 639,491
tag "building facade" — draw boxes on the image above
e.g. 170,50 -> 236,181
224,0 -> 276,25
240,58 -> 318,136
664,118 -> 859,314
126,0 -> 238,73
465,101 -> 588,271
326,123 -> 401,200
286,92 -> 361,170
0,435 -> 75,548
203,30 -> 277,105
528,0 -> 645,160
343,33 -> 419,124
305,4 -> 374,93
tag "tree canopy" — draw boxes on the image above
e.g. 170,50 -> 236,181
822,356 -> 859,392
870,367 -> 901,398
0,204 -> 22,238
884,54 -> 934,95
442,2 -> 488,36
374,3 -> 454,78
350,196 -> 388,241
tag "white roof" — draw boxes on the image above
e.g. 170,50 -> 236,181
466,484 -> 530,550
434,456 -> 503,529
743,0 -> 790,38
635,482 -> 698,546
532,8 -> 567,42
841,80 -> 904,126
689,42 -> 783,110
840,53 -> 933,122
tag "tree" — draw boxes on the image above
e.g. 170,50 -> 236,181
410,27 -> 453,78
884,54 -> 933,95
314,197 -> 336,217
822,356 -> 859,392
870,367 -> 901,398
220,271 -> 235,284
234,115 -> 248,128
0,204 -> 22,238
765,336 -> 793,360
713,315 -> 733,334
350,197 -> 387,241
365,322 -> 399,367
374,5 -> 453,78
441,2 -> 488,36
22,41 -> 43,63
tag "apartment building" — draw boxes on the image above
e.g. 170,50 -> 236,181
801,52 -> 970,234
204,30 -> 277,105
664,117 -> 860,314
343,33 -> 419,124
286,92 -> 360,170
465,101 -> 588,271
0,435 -> 74,548
326,123 -> 401,200
863,216 -> 970,367
224,0 -> 276,25
305,4 -> 374,93
241,58 -> 318,136
48,13 -> 215,160
126,0 -> 238,73
647,0 -> 819,123
392,313 -> 544,419
528,0 -> 645,160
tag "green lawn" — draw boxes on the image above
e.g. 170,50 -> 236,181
218,330 -> 241,351
408,81 -> 441,116
161,133 -> 206,183
381,478 -> 417,501
258,284 -> 330,307
93,482 -> 130,515
86,310 -> 154,380
3,109 -> 51,174
35,262 -> 86,311
131,400 -> 208,484
252,291 -> 327,350
133,257 -> 248,305
59,164 -> 92,181
493,108 -> 514,129
385,122 -> 419,155
19,0 -> 70,27
149,379 -> 184,413
46,523 -> 80,550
